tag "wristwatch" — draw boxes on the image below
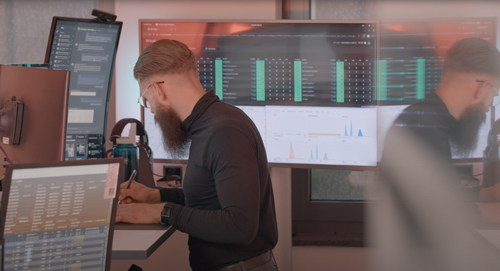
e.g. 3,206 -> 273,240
161,202 -> 174,225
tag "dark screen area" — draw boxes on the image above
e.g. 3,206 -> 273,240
142,22 -> 378,107
379,18 -> 496,104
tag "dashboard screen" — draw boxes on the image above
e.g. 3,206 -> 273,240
140,20 -> 379,167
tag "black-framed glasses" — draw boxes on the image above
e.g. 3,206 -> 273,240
137,81 -> 164,108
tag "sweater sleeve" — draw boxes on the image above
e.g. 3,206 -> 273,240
167,127 -> 261,245
158,187 -> 185,205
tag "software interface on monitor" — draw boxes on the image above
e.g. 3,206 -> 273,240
141,21 -> 379,166
379,18 -> 496,104
3,163 -> 119,271
378,18 -> 496,160
47,19 -> 121,160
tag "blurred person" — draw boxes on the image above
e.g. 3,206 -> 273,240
116,39 -> 278,271
382,37 -> 500,222
371,37 -> 500,271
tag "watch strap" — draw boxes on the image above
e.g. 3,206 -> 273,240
161,202 -> 174,225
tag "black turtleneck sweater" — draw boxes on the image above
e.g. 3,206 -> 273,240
384,93 -> 459,168
381,93 -> 481,201
158,90 -> 278,271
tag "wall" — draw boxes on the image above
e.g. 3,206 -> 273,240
0,0 -> 98,64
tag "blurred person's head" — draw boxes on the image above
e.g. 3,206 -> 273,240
437,37 -> 500,156
133,39 -> 205,157
442,37 -> 500,80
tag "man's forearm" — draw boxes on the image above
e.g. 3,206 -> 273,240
158,187 -> 185,205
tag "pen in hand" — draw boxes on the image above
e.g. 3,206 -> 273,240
118,169 -> 137,205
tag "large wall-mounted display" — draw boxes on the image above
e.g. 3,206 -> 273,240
377,18 -> 496,161
139,20 -> 379,167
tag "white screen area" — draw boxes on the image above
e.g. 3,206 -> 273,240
266,106 -> 377,166
145,105 -> 378,166
11,163 -> 109,179
146,104 -> 492,165
377,105 -> 492,161
377,105 -> 410,161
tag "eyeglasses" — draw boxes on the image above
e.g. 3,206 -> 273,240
476,79 -> 500,107
137,81 -> 164,108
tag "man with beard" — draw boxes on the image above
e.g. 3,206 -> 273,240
115,39 -> 278,271
381,37 -> 500,223
371,37 -> 500,271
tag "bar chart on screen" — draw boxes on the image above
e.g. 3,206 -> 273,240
265,106 -> 378,166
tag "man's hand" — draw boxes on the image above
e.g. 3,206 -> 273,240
115,203 -> 164,224
119,180 -> 161,204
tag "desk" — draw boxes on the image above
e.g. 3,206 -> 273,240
112,223 -> 176,260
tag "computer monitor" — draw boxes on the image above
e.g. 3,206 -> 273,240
0,158 -> 124,271
0,65 -> 70,173
377,17 -> 496,161
45,17 -> 123,160
139,20 -> 379,168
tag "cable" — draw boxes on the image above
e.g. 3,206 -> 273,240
0,144 -> 12,163
473,172 -> 484,177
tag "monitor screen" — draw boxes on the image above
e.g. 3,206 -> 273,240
140,20 -> 379,167
379,18 -> 496,104
377,18 -> 496,161
45,17 -> 122,160
377,105 -> 492,162
0,65 -> 70,173
1,159 -> 123,271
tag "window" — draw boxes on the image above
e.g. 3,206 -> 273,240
292,168 -> 376,246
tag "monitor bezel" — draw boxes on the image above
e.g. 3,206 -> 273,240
0,158 -> 125,271
44,16 -> 123,159
138,19 -> 381,170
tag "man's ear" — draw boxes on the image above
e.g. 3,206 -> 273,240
155,82 -> 168,102
472,80 -> 488,104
